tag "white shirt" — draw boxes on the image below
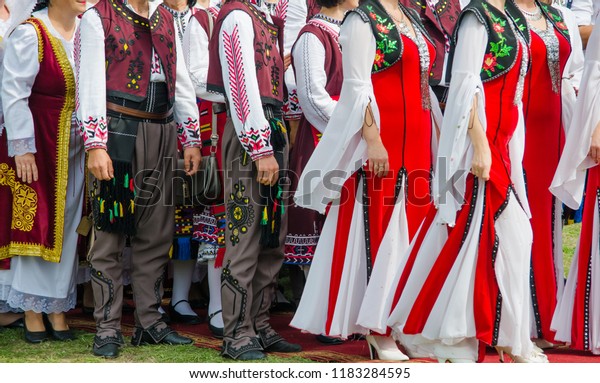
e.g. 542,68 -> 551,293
291,18 -> 340,133
2,9 -> 76,156
75,1 -> 201,151
217,5 -> 280,160
568,0 -> 599,25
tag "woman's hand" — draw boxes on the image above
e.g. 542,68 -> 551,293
367,139 -> 389,178
470,140 -> 492,180
88,148 -> 114,181
14,153 -> 38,184
589,121 -> 600,163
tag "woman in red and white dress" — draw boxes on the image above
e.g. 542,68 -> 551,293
291,0 -> 440,360
550,12 -> 600,355
387,0 -> 548,363
515,0 -> 581,347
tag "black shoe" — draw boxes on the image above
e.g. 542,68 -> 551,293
131,325 -> 193,346
169,300 -> 202,325
236,350 -> 266,361
4,317 -> 24,329
207,310 -> 223,339
43,314 -> 76,341
23,320 -> 49,344
316,334 -> 344,345
93,343 -> 120,358
264,340 -> 302,353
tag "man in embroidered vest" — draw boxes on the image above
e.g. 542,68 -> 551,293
76,0 -> 202,358
206,0 -> 302,360
400,0 -> 465,107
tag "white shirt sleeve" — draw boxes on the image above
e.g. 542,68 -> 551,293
183,14 -> 225,103
219,10 -> 274,160
75,9 -> 108,151
2,23 -> 39,156
570,0 -> 594,25
292,31 -> 336,133
561,5 -> 585,89
173,24 -> 202,149
282,0 -> 307,119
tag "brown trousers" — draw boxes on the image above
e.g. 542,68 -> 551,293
220,118 -> 289,359
89,120 -> 177,341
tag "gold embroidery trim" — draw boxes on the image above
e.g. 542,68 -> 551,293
0,163 -> 38,232
0,18 -> 75,263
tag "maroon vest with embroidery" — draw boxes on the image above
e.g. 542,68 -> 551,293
207,0 -> 285,108
293,20 -> 342,97
400,0 -> 461,85
93,0 -> 177,103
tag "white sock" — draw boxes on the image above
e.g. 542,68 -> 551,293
207,260 -> 223,328
171,259 -> 197,316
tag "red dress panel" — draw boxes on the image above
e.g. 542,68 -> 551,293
325,35 -> 435,335
522,27 -> 570,343
399,46 -> 525,349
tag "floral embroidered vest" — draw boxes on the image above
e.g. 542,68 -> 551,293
539,1 -> 571,43
206,0 -> 285,108
451,0 -> 530,82
400,0 -> 462,85
346,0 -> 434,74
93,0 -> 177,103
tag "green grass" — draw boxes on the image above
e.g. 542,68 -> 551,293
0,329 -> 313,363
562,223 -> 580,276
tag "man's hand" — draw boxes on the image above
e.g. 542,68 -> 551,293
256,155 -> 279,186
14,153 -> 38,184
183,147 -> 202,176
88,148 -> 114,181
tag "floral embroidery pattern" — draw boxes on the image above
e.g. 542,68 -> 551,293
282,88 -> 302,119
239,126 -> 272,159
481,3 -> 514,77
0,163 -> 38,232
127,52 -> 145,91
540,4 -> 569,35
78,116 -> 108,150
227,182 -> 255,246
365,5 -> 398,71
177,118 -> 200,148
223,25 -> 250,125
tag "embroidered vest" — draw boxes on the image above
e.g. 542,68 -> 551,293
400,0 -> 461,85
93,0 -> 177,103
346,0 -> 434,74
294,19 -> 343,97
207,0 -> 285,108
450,0 -> 530,83
539,1 -> 571,42
192,7 -> 214,37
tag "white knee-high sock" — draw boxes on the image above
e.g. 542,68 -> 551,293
171,259 -> 197,316
208,260 -> 223,328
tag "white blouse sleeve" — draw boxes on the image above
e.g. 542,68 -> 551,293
218,10 -> 274,160
174,26 -> 202,149
292,32 -> 336,133
551,12 -> 600,209
295,13 -> 376,213
183,15 -> 225,103
2,23 -> 40,157
433,13 -> 488,225
562,6 -> 585,90
282,0 -> 308,120
75,9 -> 108,151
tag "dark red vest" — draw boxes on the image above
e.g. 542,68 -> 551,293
293,19 -> 342,98
306,0 -> 320,22
93,0 -> 177,103
192,7 -> 214,36
207,0 -> 285,108
400,0 -> 461,86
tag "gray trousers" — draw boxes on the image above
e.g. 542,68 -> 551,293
89,120 -> 177,342
220,118 -> 289,359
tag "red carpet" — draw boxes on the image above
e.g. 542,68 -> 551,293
69,307 -> 599,363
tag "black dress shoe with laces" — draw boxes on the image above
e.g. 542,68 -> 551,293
131,324 -> 193,346
236,350 -> 266,360
93,343 -> 120,358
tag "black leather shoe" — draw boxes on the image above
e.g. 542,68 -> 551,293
207,310 -> 223,339
93,343 -> 120,358
316,334 -> 344,345
132,325 -> 194,346
23,321 -> 49,344
236,350 -> 266,361
43,314 -> 76,341
169,300 -> 202,325
264,340 -> 302,353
